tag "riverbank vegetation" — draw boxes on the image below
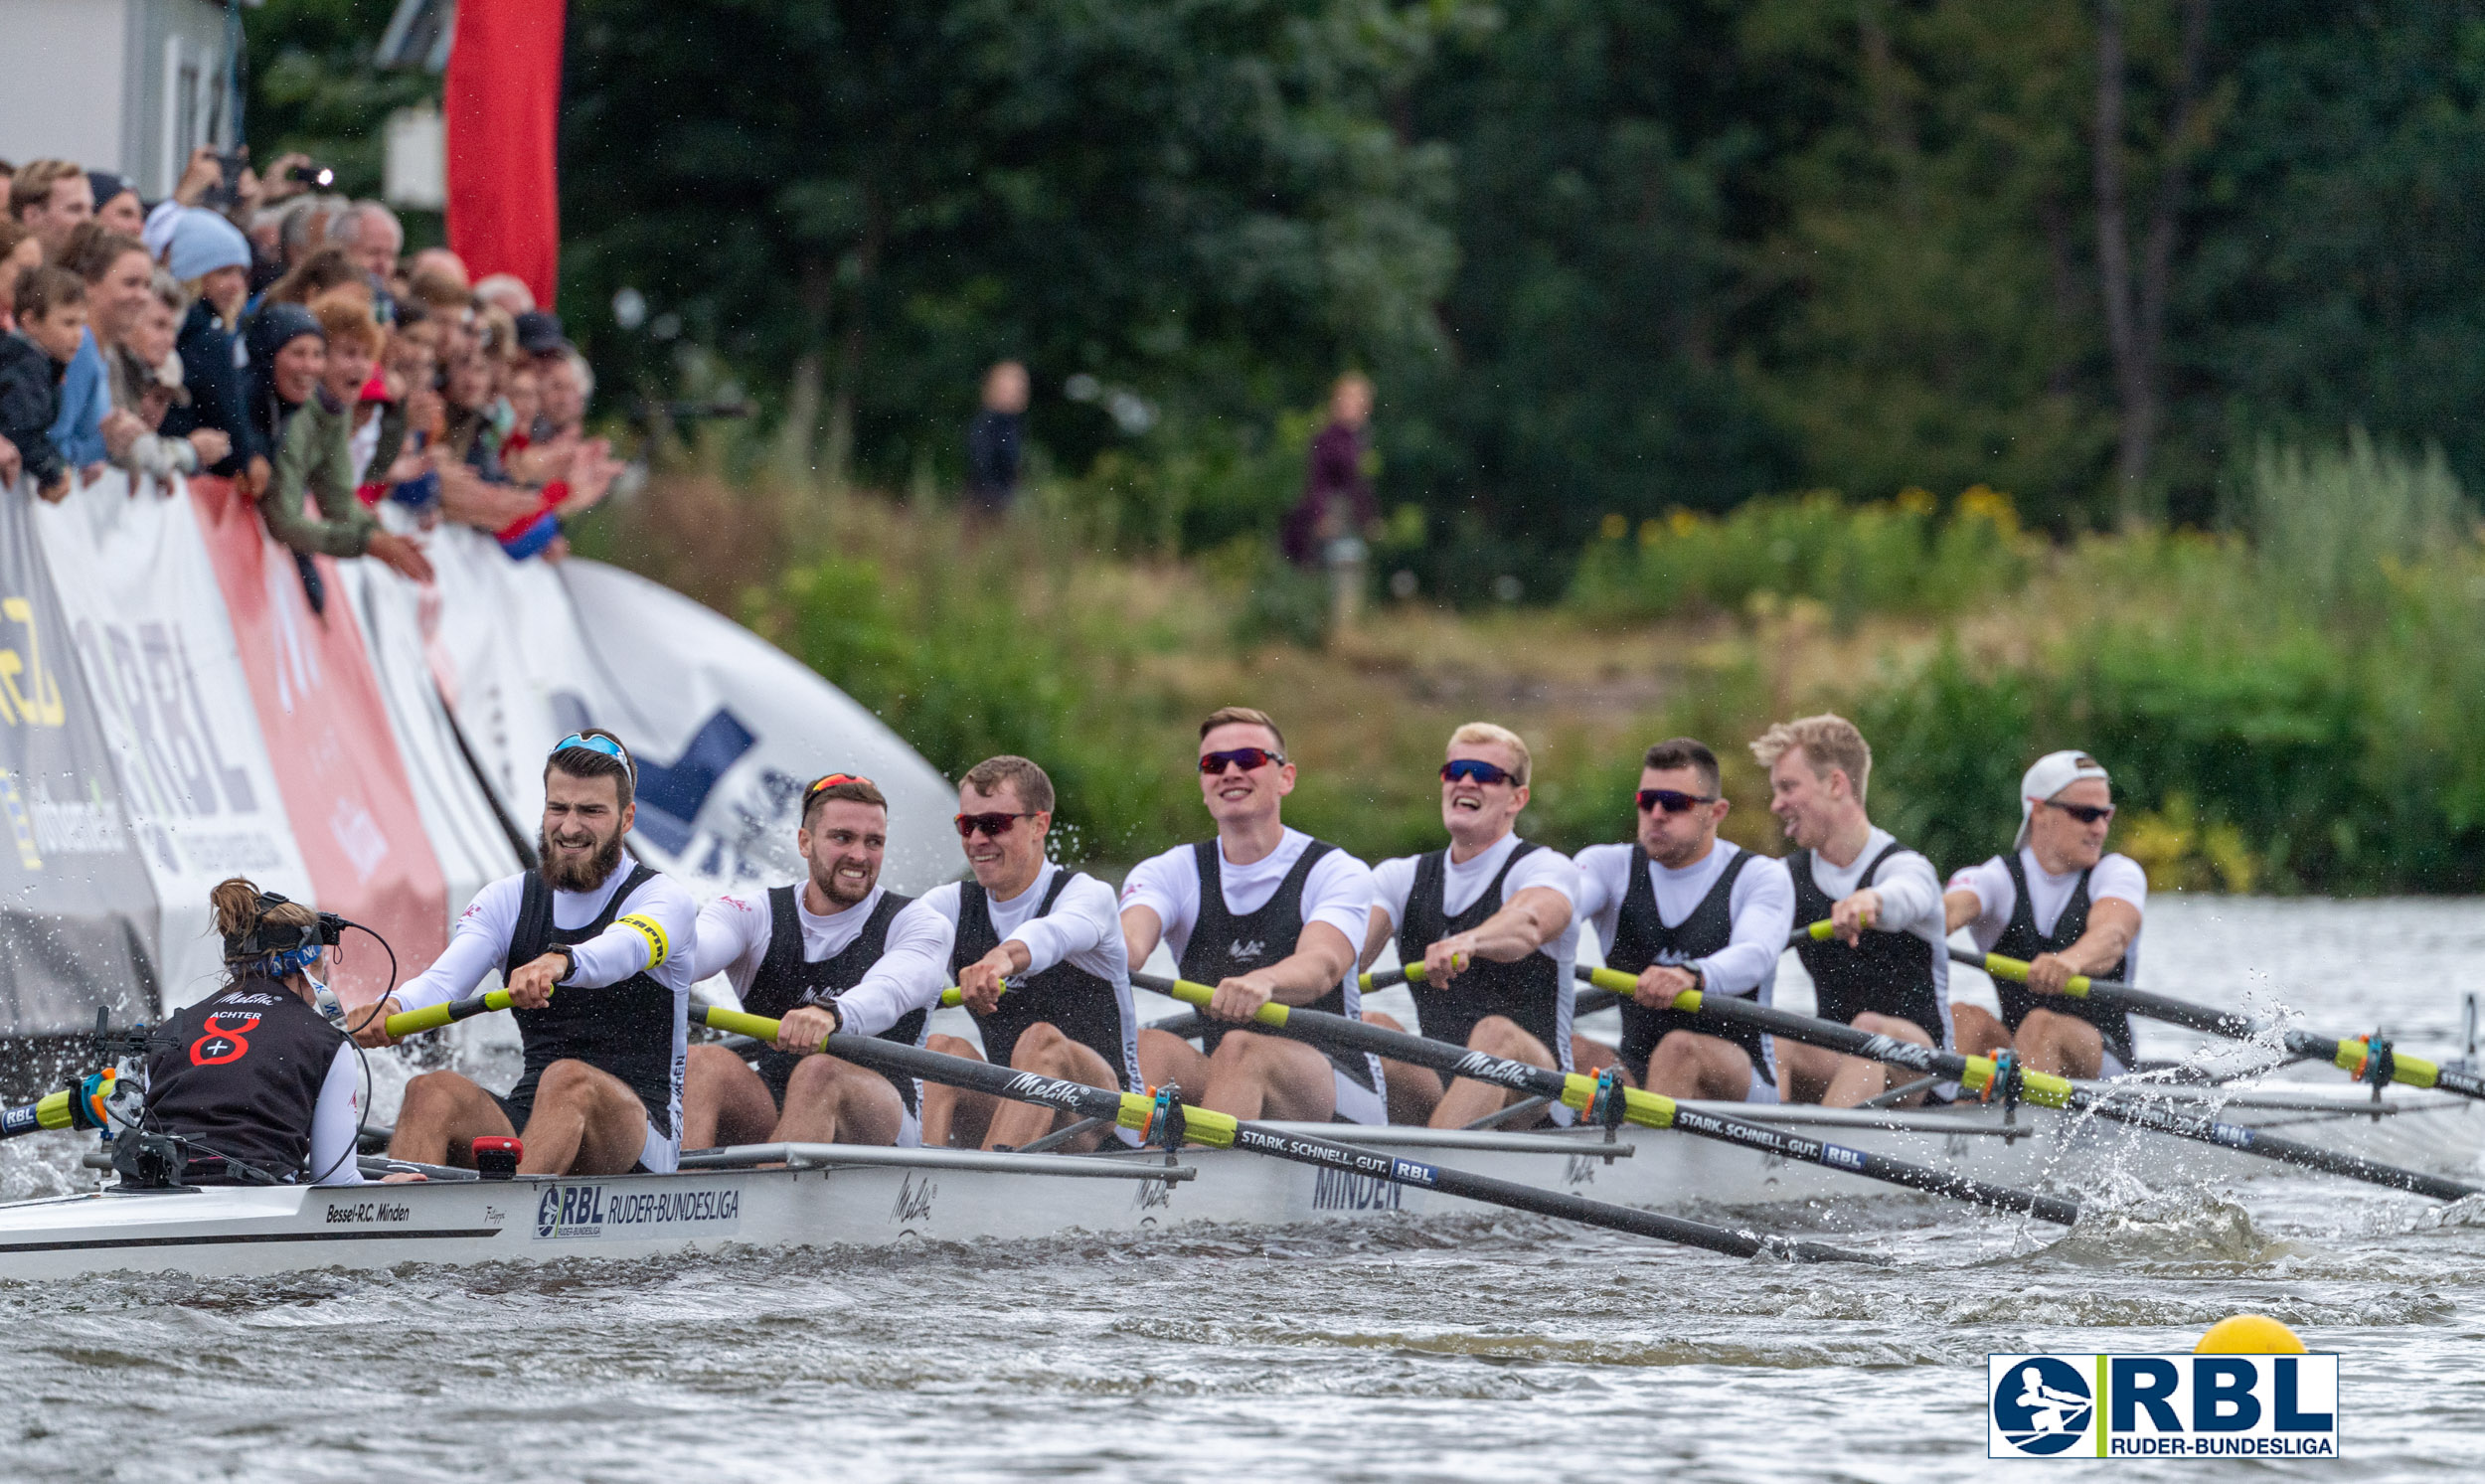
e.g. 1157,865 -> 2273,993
581,430 -> 2485,895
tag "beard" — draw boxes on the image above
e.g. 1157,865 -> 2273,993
813,859 -> 877,908
540,823 -> 626,893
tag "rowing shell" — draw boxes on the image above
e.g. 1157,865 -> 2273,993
0,1078 -> 2471,1281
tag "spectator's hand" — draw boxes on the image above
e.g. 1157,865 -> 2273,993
556,441 -> 625,518
435,462 -> 542,530
503,441 -> 566,486
38,477 -> 69,504
257,152 -> 313,205
542,535 -> 572,562
187,429 -> 232,466
367,531 -> 435,584
78,462 -> 109,488
100,410 -> 146,462
0,434 -> 19,486
175,146 -> 224,207
245,455 -> 272,498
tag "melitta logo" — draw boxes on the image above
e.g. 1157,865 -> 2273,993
1989,1354 -> 2339,1458
1228,938 -> 1265,962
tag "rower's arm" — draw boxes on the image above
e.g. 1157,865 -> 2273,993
834,899 -> 956,1039
1441,885 -> 1572,963
1357,902 -> 1396,971
1118,904 -> 1165,978
1259,920 -> 1361,1006
1942,888 -> 1983,935
392,882 -> 521,1011
2054,897 -> 2141,977
1703,858 -> 1794,997
566,882 -> 698,988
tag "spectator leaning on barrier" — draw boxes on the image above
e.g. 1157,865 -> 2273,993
11,161 -> 92,260
48,222 -> 145,477
160,209 -> 262,486
251,300 -> 432,588
1,266 -> 91,497
110,272 -> 229,483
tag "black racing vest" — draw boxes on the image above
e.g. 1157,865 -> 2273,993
1395,841 -> 1567,1062
1180,839 -> 1376,1091
505,862 -> 681,1137
144,978 -> 348,1185
950,870 -> 1134,1088
746,886 -> 920,1110
1789,842 -> 1944,1037
1606,848 -> 1771,1078
1992,853 -> 2136,1067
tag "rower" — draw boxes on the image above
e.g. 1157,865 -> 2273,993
1943,750 -> 2144,1078
1360,723 -> 1580,1126
129,878 -> 367,1186
1572,738 -> 1794,1100
360,730 -> 702,1176
680,772 -> 952,1149
1122,706 -> 1386,1123
1753,714 -> 1954,1106
915,755 -> 1141,1152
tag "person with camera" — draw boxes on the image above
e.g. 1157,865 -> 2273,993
132,878 -> 369,1188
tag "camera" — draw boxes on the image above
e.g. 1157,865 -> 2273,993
288,162 -> 337,189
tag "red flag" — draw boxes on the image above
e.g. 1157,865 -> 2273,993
445,0 -> 567,309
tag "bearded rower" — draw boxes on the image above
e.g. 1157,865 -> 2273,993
917,755 -> 1141,1153
1752,714 -> 1955,1106
1572,738 -> 1794,1100
680,772 -> 953,1149
1360,723 -> 1579,1127
1123,706 -> 1386,1123
1944,750 -> 2144,1079
362,731 -> 701,1175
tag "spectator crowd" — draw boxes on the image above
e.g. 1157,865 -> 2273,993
0,148 -> 619,601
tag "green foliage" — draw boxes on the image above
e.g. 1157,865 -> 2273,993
1568,487 -> 2035,627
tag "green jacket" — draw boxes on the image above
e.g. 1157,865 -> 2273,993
261,391 -> 379,559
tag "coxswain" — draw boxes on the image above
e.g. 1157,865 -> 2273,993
1572,739 -> 1794,1100
361,730 -> 701,1175
1752,714 -> 1955,1105
1360,723 -> 1579,1126
1942,750 -> 2144,1078
1122,706 -> 1386,1123
680,772 -> 953,1149
914,755 -> 1141,1152
133,878 -> 367,1186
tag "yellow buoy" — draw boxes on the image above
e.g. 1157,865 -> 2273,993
2196,1315 -> 2306,1354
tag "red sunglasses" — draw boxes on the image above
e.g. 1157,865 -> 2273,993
955,811 -> 1038,839
806,771 -> 876,803
1199,746 -> 1285,774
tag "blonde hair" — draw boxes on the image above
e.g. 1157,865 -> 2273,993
1750,714 -> 1872,803
1448,722 -> 1531,785
1199,706 -> 1285,754
209,878 -> 318,965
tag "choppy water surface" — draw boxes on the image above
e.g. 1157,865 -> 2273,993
6,897 -> 2485,1482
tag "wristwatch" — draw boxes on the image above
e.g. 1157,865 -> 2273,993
548,945 -> 578,984
1686,963 -> 1707,991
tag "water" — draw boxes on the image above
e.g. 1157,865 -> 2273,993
5,897 -> 2483,1481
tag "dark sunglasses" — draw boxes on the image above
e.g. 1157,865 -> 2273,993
2042,800 -> 2115,826
805,771 -> 875,803
1200,746 -> 1285,775
1636,787 -> 1719,814
1440,758 -> 1517,786
954,811 -> 1038,839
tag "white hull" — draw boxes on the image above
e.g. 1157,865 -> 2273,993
0,1079 -> 2473,1281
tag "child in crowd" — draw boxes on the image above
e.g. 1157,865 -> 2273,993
0,266 -> 90,498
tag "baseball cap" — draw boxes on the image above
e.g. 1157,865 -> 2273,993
2016,749 -> 2110,849
514,309 -> 568,358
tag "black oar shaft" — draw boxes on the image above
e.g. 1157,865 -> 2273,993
708,1009 -> 1878,1263
1146,970 -> 2074,1224
1578,964 -> 2482,1202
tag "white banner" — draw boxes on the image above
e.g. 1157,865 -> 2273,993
32,472 -> 315,1009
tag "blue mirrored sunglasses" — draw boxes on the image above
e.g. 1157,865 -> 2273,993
552,732 -> 632,771
1440,758 -> 1516,786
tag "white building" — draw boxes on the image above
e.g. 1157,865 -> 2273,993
0,0 -> 244,198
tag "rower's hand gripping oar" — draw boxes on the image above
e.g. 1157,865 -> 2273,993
703,1004 -> 1884,1264
1155,968 -> 2075,1225
1580,961 -> 2484,1204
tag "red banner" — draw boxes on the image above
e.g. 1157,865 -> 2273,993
446,0 -> 568,308
188,479 -> 448,1005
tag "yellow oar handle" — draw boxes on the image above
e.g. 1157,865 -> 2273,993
384,988 -> 520,1040
1583,963 -> 1704,1013
1972,950 -> 2092,997
1150,975 -> 1294,1028
2335,1039 -> 2441,1088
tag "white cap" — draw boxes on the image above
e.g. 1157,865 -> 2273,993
2016,749 -> 2110,850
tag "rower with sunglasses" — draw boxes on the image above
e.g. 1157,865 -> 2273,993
1753,714 -> 1955,1107
1358,724 -> 1581,1127
915,755 -> 1142,1152
1571,738 -> 1795,1101
1941,750 -> 2144,1079
679,772 -> 954,1150
1122,706 -> 1387,1124
362,730 -> 703,1175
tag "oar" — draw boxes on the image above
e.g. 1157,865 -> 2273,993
1360,964 -> 1620,1020
0,1070 -> 116,1140
1143,969 -> 2074,1223
703,1004 -> 1883,1264
1577,963 -> 2483,1203
388,984 -> 981,1044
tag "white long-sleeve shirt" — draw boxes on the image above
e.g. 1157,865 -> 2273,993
395,856 -> 702,1011
1799,828 -> 1944,946
1369,832 -> 1581,969
1572,841 -> 1794,999
305,1042 -> 365,1186
688,882 -> 956,1040
1949,849 -> 2147,976
1119,828 -> 1376,963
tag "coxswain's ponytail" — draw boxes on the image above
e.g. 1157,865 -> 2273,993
210,877 -> 327,985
